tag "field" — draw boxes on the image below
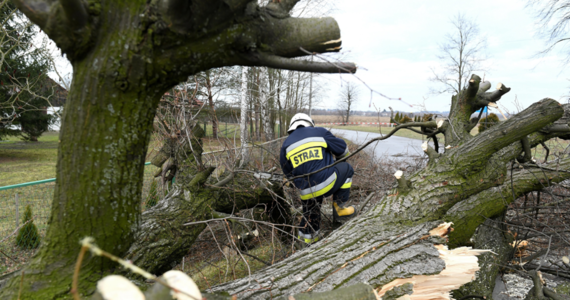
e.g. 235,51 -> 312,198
0,132 -> 161,275
312,115 -> 392,124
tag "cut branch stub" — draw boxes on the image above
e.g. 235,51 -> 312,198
476,82 -> 512,108
145,270 -> 202,300
394,170 -> 410,193
422,141 -> 439,161
467,74 -> 481,98
92,275 -> 145,300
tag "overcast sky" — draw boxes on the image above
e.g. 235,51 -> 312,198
48,0 -> 570,115
313,0 -> 570,114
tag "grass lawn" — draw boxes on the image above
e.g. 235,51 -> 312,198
0,132 -> 59,186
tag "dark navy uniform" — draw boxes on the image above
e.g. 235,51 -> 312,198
280,126 -> 354,235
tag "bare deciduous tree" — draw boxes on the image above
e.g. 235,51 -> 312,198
528,0 -> 570,62
337,82 -> 359,124
430,13 -> 488,95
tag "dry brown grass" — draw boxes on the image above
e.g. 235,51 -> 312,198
312,115 -> 391,124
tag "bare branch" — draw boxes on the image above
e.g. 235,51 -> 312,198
212,172 -> 235,188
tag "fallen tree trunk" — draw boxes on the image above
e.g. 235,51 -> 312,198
118,77 -> 570,300
205,79 -> 570,299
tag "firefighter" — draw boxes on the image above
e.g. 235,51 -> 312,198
280,113 -> 356,245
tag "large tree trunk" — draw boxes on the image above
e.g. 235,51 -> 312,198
0,3 -> 163,297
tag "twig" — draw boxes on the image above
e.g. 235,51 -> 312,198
0,219 -> 32,244
0,248 -> 17,262
222,242 -> 271,266
17,270 -> 24,300
535,235 -> 552,272
71,242 -> 88,300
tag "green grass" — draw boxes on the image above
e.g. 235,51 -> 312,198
0,132 -> 59,186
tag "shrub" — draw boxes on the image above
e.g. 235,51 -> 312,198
422,114 -> 434,122
479,113 -> 500,133
400,115 -> 413,123
16,205 -> 40,249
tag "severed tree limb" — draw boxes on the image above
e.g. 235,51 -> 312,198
240,52 -> 356,73
543,287 -> 570,300
527,270 -> 546,299
477,82 -> 512,105
269,0 -> 301,13
478,81 -> 491,93
467,74 -> 481,98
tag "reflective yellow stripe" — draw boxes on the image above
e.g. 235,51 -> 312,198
300,178 -> 336,200
298,236 -> 319,243
286,141 -> 327,160
290,147 -> 323,168
340,181 -> 352,189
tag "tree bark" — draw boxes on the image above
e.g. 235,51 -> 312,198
239,66 -> 249,167
125,174 -> 285,276
452,217 -> 513,300
205,71 -> 219,139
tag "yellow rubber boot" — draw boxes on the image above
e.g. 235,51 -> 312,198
333,202 -> 355,222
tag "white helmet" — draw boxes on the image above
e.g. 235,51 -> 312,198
287,113 -> 315,134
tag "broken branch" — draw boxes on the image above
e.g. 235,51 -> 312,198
240,52 -> 356,73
